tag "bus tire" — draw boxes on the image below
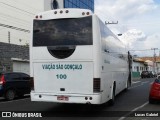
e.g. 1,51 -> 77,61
108,84 -> 115,106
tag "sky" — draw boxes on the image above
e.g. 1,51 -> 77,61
0,0 -> 160,57
95,0 -> 160,57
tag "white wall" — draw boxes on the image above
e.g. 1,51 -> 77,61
13,61 -> 30,75
132,61 -> 147,73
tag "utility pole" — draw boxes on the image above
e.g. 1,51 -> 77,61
151,48 -> 158,73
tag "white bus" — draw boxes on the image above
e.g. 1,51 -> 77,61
30,9 -> 132,105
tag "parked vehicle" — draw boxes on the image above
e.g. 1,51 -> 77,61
152,72 -> 157,77
156,72 -> 160,76
149,75 -> 160,104
0,72 -> 31,100
141,71 -> 154,78
148,71 -> 155,78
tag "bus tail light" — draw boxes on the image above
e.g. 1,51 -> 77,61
30,77 -> 34,90
93,78 -> 101,92
0,75 -> 6,85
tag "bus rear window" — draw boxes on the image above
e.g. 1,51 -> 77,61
33,16 -> 93,46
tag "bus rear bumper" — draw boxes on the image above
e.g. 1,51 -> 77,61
31,91 -> 102,104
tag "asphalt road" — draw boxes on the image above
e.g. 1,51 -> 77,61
0,78 -> 159,120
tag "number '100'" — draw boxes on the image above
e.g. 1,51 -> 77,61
56,74 -> 67,79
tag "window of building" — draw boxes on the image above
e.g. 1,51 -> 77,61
137,66 -> 139,72
64,0 -> 94,12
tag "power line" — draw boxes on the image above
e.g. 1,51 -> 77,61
0,23 -> 30,33
9,0 -> 41,12
0,2 -> 34,15
0,17 -> 30,28
0,12 -> 30,24
0,4 -> 33,18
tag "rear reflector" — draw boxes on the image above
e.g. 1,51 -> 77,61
93,78 -> 101,92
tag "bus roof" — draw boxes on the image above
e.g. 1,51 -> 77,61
34,8 -> 93,20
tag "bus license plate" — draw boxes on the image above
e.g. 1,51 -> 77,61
57,96 -> 69,101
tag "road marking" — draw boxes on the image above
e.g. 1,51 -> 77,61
150,82 -> 153,85
129,81 -> 150,89
0,97 -> 30,104
118,101 -> 149,120
142,81 -> 150,84
132,81 -> 141,84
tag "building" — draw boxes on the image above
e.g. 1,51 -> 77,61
132,58 -> 146,78
132,58 -> 147,72
64,0 -> 94,12
44,0 -> 94,12
140,57 -> 160,73
0,42 -> 29,74
132,57 -> 160,79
